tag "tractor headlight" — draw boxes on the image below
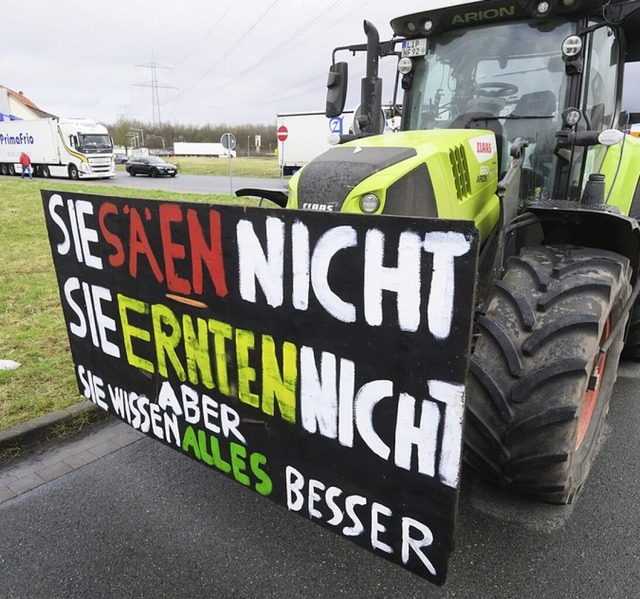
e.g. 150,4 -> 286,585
562,35 -> 583,57
360,193 -> 381,213
536,1 -> 550,15
398,57 -> 413,75
563,107 -> 582,127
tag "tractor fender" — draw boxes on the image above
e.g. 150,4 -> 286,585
513,204 -> 640,285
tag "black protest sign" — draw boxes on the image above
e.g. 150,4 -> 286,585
41,190 -> 478,585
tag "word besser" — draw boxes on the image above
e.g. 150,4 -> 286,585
286,465 -> 439,577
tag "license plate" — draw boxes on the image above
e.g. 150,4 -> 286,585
401,38 -> 427,57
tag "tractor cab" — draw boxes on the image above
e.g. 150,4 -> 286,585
402,18 -> 581,198
325,0 -> 640,205
391,0 -> 626,203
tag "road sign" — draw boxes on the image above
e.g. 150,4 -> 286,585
277,125 -> 288,142
221,133 -> 236,150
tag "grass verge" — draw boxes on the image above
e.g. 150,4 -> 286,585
0,177 -> 260,433
118,155 -> 281,178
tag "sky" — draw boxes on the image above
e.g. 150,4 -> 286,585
0,0 -> 448,127
3,0 -> 640,128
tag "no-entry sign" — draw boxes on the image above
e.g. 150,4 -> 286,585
277,125 -> 288,142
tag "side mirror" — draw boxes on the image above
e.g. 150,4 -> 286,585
326,61 -> 348,118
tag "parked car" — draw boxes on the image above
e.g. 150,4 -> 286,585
126,156 -> 178,177
114,153 -> 129,164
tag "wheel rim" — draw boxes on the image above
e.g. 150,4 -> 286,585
576,318 -> 611,449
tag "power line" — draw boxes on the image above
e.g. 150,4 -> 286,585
225,70 -> 328,109
163,0 -> 392,122
209,30 -> 375,113
173,0 -> 240,68
167,0 -> 281,103
171,0 -> 346,117
229,0 -> 344,81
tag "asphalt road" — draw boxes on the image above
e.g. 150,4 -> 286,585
1,363 -> 640,598
77,170 -> 286,197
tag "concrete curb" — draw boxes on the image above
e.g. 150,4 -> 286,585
0,401 -> 112,457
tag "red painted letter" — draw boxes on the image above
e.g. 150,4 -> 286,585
98,202 -> 125,267
159,204 -> 191,295
129,207 -> 164,283
187,208 -> 227,297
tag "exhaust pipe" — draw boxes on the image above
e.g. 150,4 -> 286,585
358,20 -> 383,135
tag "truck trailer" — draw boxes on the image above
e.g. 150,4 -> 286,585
0,117 -> 114,179
276,108 -> 400,176
173,141 -> 236,158
276,111 -> 355,176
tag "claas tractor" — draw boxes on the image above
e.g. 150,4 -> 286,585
241,0 -> 640,504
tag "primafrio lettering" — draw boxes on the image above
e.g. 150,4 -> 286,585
0,132 -> 35,145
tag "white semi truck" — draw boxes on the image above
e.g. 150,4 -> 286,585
0,117 -> 115,179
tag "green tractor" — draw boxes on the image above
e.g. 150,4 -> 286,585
243,0 -> 640,504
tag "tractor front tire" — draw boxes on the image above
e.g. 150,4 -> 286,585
621,303 -> 640,361
465,245 -> 632,504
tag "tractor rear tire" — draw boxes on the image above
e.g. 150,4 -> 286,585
465,245 -> 632,504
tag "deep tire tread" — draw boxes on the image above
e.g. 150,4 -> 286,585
465,404 -> 510,460
504,452 -> 569,476
476,314 -> 523,376
511,358 -> 587,402
506,255 -> 551,290
537,276 -> 613,311
522,313 -> 600,355
493,280 -> 537,330
504,406 -> 577,445
469,357 -> 514,422
465,245 -> 632,503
